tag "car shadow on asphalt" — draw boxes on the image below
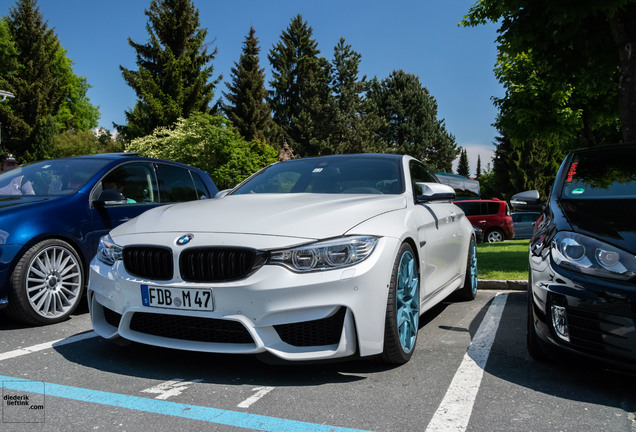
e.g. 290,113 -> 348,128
481,291 -> 636,414
49,300 -> 454,387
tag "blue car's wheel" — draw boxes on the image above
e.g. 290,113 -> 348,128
380,243 -> 419,364
6,239 -> 84,325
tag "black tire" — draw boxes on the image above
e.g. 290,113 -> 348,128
6,239 -> 84,325
486,228 -> 505,243
454,237 -> 478,301
380,243 -> 420,365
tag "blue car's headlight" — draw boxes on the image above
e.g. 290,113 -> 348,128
269,236 -> 378,272
551,232 -> 636,281
97,234 -> 123,265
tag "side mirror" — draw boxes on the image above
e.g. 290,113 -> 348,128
215,189 -> 231,198
511,190 -> 543,211
415,182 -> 456,203
94,189 -> 127,207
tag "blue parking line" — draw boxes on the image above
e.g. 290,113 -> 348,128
1,375 -> 371,432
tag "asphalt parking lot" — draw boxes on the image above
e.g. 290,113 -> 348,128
1,290 -> 635,432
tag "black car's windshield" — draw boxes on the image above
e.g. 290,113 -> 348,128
561,147 -> 636,199
0,158 -> 110,197
232,156 -> 404,195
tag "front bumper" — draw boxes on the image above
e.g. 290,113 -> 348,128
529,253 -> 636,370
88,236 -> 399,361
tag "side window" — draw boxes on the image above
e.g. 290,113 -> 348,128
486,202 -> 500,215
458,202 -> 481,216
101,163 -> 157,205
409,160 -> 437,196
156,164 -> 198,203
191,172 -> 212,199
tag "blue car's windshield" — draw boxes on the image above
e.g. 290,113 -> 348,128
0,159 -> 111,197
561,147 -> 636,200
232,156 -> 404,195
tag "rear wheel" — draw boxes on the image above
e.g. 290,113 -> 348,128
6,239 -> 84,325
486,228 -> 504,243
454,237 -> 478,301
380,243 -> 420,364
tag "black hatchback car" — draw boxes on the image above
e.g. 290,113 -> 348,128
525,144 -> 636,371
0,153 -> 218,326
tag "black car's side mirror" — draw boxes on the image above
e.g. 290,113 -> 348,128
93,189 -> 127,207
511,190 -> 544,212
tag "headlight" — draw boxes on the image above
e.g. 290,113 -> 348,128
269,236 -> 378,272
96,234 -> 123,265
551,232 -> 636,281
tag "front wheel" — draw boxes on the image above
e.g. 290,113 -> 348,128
6,239 -> 84,325
380,243 -> 420,364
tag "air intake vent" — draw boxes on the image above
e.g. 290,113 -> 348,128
123,246 -> 173,280
179,247 -> 266,282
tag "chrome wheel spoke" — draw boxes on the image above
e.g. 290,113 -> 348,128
26,246 -> 82,318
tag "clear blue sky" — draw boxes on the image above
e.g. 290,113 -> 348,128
2,0 -> 503,175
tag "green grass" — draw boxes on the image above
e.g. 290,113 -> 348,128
476,240 -> 529,280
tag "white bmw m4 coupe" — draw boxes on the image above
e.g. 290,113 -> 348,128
88,154 -> 477,364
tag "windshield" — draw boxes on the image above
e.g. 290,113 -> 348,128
232,156 -> 404,195
561,147 -> 636,199
0,158 -> 110,197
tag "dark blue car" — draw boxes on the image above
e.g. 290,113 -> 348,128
0,153 -> 218,325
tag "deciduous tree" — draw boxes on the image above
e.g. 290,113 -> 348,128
125,112 -> 278,189
463,0 -> 635,145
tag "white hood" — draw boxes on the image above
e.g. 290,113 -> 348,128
112,193 -> 407,240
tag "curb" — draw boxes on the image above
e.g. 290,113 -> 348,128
478,279 -> 527,290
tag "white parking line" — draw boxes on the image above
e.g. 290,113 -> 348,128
238,386 -> 275,408
426,293 -> 508,432
141,378 -> 203,400
0,331 -> 97,361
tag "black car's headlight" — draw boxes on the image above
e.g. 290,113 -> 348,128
97,234 -> 123,265
551,232 -> 636,281
269,236 -> 378,273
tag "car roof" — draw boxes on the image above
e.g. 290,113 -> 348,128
279,153 -> 406,163
47,153 -> 205,172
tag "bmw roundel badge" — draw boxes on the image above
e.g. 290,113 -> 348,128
176,234 -> 194,246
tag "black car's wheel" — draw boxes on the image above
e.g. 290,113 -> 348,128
6,239 -> 84,325
380,243 -> 420,364
526,284 -> 549,361
454,237 -> 478,301
486,228 -> 505,243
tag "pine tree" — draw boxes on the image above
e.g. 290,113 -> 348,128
457,148 -> 470,177
1,0 -> 98,160
366,70 -> 458,171
476,154 -> 482,178
329,38 -> 383,154
222,27 -> 273,143
118,0 -> 220,141
268,14 -> 332,157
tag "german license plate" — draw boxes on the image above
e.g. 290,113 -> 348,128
141,285 -> 214,311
